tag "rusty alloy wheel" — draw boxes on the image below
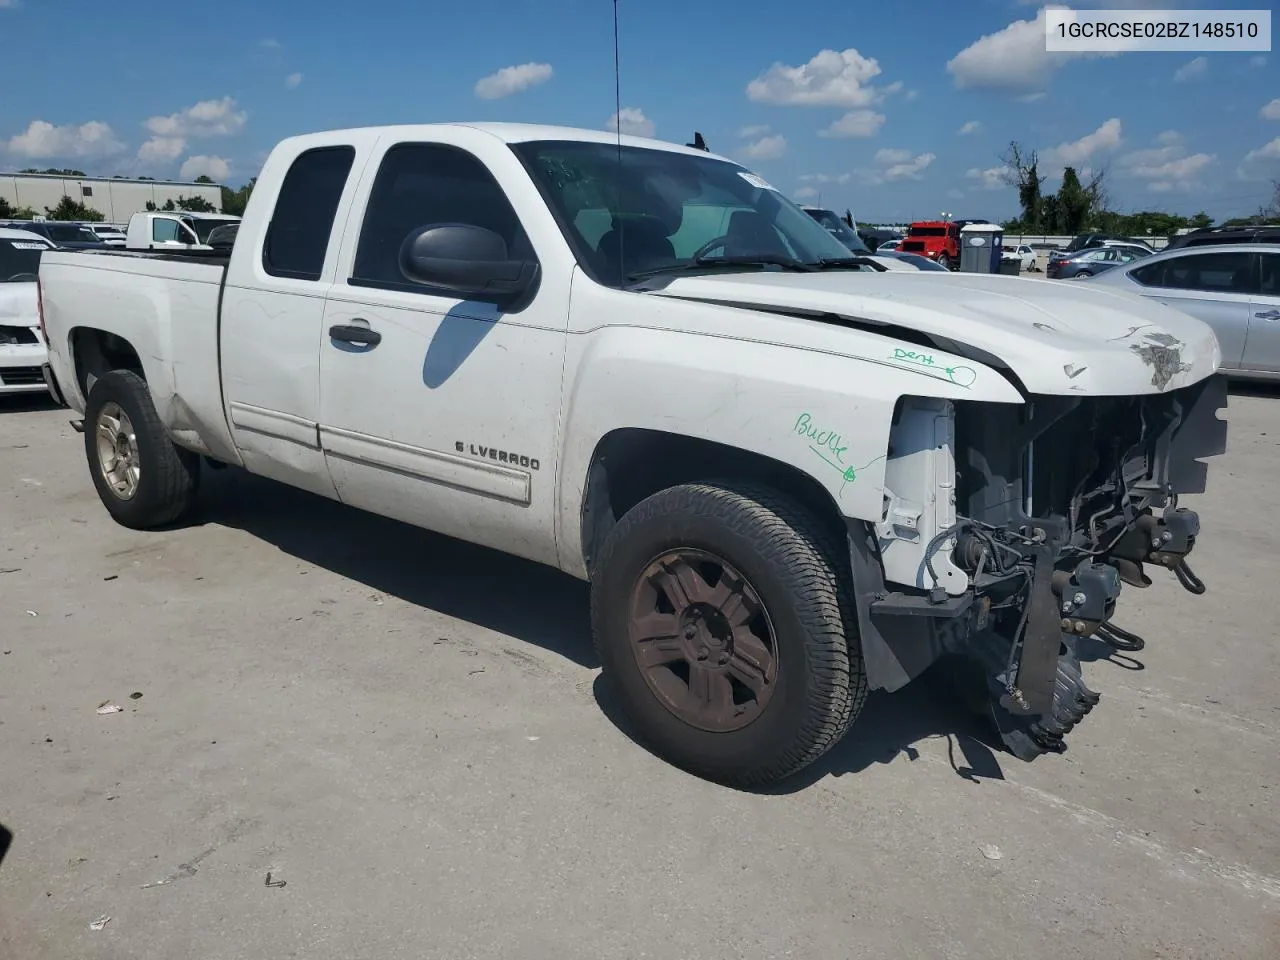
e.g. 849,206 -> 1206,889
626,549 -> 779,733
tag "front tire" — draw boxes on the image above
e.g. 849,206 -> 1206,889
84,369 -> 200,529
590,482 -> 866,788
1072,271 -> 1092,279
939,255 -> 954,270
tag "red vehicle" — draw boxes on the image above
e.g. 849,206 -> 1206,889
899,219 -> 988,270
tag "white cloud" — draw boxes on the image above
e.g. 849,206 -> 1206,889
819,110 -> 885,139
1173,56 -> 1208,83
746,48 -> 894,107
860,148 -> 934,184
904,89 -> 919,102
0,1 -> 19,8
742,134 -> 786,160
179,155 -> 231,181
793,186 -> 820,200
947,188 -> 966,200
947,8 -> 1111,92
605,108 -> 655,138
473,62 -> 553,100
145,97 -> 246,139
1017,92 -> 1047,104
6,119 -> 125,159
957,120 -> 981,136
1042,118 -> 1123,169
1119,132 -> 1214,192
800,173 -> 852,185
1261,99 -> 1280,121
137,136 -> 186,164
1239,137 -> 1280,178
738,124 -> 770,138
966,165 -> 1011,190
260,38 -> 281,49
1249,55 -> 1268,68
285,72 -> 303,89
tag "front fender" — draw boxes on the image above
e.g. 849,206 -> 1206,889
554,320 -> 1020,575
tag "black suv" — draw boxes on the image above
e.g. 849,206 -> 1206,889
1165,224 -> 1280,250
1060,233 -> 1153,254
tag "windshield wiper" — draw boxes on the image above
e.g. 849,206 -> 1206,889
627,253 -> 819,282
816,256 -> 888,271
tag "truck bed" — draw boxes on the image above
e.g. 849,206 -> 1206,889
39,247 -> 240,464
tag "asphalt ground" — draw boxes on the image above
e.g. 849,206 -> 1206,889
1,385 -> 1277,960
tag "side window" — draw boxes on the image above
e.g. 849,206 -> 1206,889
351,142 -> 532,291
1162,252 -> 1257,294
152,218 -> 181,243
1261,253 -> 1280,296
263,145 -> 356,281
1130,261 -> 1166,286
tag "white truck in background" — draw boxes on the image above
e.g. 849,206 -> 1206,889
37,122 -> 1228,787
124,210 -> 241,251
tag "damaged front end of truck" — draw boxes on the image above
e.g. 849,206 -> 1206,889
849,373 -> 1229,760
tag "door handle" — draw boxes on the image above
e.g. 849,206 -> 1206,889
1254,309 -> 1280,321
328,322 -> 381,346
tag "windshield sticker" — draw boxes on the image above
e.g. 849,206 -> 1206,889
888,347 -> 977,388
738,171 -> 778,192
9,242 -> 46,250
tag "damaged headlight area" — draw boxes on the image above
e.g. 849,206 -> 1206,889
849,374 -> 1229,761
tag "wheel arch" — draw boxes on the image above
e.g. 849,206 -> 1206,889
575,427 -> 849,580
69,326 -> 148,398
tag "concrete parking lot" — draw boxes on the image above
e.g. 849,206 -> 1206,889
1,388 -> 1278,960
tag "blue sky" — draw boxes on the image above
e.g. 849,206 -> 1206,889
1,0 -> 1277,222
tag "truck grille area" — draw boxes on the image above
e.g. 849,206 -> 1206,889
938,376 -> 1228,760
0,366 -> 45,386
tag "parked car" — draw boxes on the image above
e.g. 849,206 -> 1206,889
1058,233 -> 1154,255
38,122 -> 1226,786
1046,242 -> 1151,279
875,251 -> 948,271
9,221 -> 106,249
85,223 -> 127,247
1165,224 -> 1280,250
800,207 -> 934,271
1048,245 -> 1150,280
1003,244 -> 1037,271
1084,243 -> 1279,381
875,238 -> 902,253
0,228 -> 55,396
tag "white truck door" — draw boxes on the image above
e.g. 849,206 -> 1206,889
219,143 -> 362,498
317,136 -> 569,568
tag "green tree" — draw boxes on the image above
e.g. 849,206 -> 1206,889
1188,211 -> 1213,230
1000,141 -> 1045,232
1055,167 -> 1090,235
21,167 -> 88,177
193,175 -> 214,184
175,194 -> 217,212
1039,195 -> 1062,234
45,197 -> 104,221
219,178 -> 256,216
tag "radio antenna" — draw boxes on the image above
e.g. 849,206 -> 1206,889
612,0 -> 625,279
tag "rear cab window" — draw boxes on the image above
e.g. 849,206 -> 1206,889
0,238 -> 46,281
264,145 -> 357,281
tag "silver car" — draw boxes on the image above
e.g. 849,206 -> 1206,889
1085,243 -> 1279,381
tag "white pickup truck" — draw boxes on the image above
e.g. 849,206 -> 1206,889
38,123 -> 1228,787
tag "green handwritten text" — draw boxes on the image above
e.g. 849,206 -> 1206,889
794,412 -> 848,463
889,347 -> 977,388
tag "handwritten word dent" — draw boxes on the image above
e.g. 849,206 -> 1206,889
888,347 -> 977,389
794,413 -> 848,462
893,347 -> 936,366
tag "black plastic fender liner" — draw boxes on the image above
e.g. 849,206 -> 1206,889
846,520 -> 956,692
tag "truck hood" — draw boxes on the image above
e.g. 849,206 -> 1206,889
651,270 -> 1221,396
0,282 -> 38,327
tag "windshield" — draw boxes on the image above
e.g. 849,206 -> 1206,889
512,140 -> 858,286
0,237 -> 45,281
908,226 -> 948,237
803,208 -> 870,253
46,224 -> 99,243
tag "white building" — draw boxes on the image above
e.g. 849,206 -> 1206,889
0,172 -> 224,224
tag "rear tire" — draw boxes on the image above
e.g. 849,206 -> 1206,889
939,255 -> 954,270
1072,271 -> 1092,279
84,369 -> 200,529
590,482 -> 866,788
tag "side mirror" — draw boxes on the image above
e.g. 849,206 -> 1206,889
399,224 -> 538,305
